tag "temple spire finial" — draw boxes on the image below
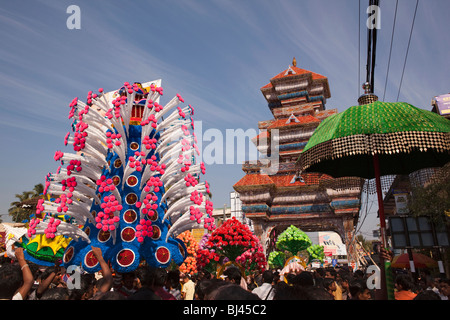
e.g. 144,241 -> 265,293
292,57 -> 297,67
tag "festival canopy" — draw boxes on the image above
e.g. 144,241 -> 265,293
391,252 -> 438,269
299,101 -> 450,179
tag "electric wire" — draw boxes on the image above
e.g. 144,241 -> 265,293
358,0 -> 361,97
382,0 -> 399,101
396,0 -> 419,102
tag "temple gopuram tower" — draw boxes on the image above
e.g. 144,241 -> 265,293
233,59 -> 364,263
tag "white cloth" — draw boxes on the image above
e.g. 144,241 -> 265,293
11,292 -> 23,300
252,283 -> 274,300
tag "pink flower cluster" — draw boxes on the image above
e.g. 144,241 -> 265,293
44,217 -> 61,239
55,193 -> 73,213
68,97 -> 78,119
149,83 -> 163,95
143,176 -> 162,193
142,135 -> 157,150
95,195 -> 121,231
54,150 -> 64,161
128,152 -> 146,172
181,138 -> 191,152
86,90 -> 99,106
141,114 -> 157,128
145,155 -> 166,175
73,122 -> 88,152
27,218 -> 40,237
177,153 -> 192,173
96,175 -> 116,193
61,176 -> 77,192
203,200 -> 215,231
189,206 -> 203,223
181,124 -> 190,136
137,192 -> 158,217
136,219 -> 153,243
106,131 -> 122,149
153,102 -> 163,112
200,162 -> 206,175
35,198 -> 45,217
190,190 -> 203,205
66,159 -> 82,175
184,173 -> 198,187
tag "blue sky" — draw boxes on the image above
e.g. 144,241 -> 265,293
1,0 -> 449,239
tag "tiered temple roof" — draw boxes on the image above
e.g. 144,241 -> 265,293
233,58 -> 363,234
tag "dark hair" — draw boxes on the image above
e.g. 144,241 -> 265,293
98,291 -> 127,300
307,286 -> 334,300
68,274 -> 96,300
315,268 -> 325,277
325,267 -> 337,278
262,270 -> 274,284
273,282 -> 308,300
322,277 -> 335,291
135,266 -> 153,287
211,284 -> 260,300
349,279 -> 368,298
0,264 -> 23,299
40,287 -> 69,300
292,271 -> 314,287
149,267 -> 167,287
413,290 -> 441,300
395,274 -> 414,291
167,271 -> 181,290
195,279 -> 217,300
223,267 -> 242,283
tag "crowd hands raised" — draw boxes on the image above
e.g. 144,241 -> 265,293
1,246 -> 449,300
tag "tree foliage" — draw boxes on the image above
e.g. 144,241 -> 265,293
8,184 -> 44,222
408,164 -> 450,227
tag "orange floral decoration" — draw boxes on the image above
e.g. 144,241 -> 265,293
177,230 -> 199,275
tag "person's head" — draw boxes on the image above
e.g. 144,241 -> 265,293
322,277 -> 336,293
261,270 -> 274,284
40,287 -> 69,300
292,271 -> 314,287
324,267 -> 336,279
315,268 -> 325,278
93,277 -> 108,296
306,286 -> 335,300
166,270 -> 180,289
338,273 -> 351,290
0,264 -> 23,299
135,265 -> 153,288
98,291 -> 127,300
395,274 -> 414,292
413,290 -> 441,300
349,279 -> 371,300
273,282 -> 308,300
182,273 -> 192,283
223,267 -> 242,284
353,269 -> 364,279
68,273 -> 96,300
150,267 -> 167,288
121,272 -> 136,289
209,284 -> 260,300
439,278 -> 450,298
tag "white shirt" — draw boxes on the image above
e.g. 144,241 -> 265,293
252,283 -> 274,300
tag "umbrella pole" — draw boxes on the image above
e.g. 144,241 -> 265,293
373,154 -> 394,300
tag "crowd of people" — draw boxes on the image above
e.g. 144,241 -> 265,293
1,246 -> 449,301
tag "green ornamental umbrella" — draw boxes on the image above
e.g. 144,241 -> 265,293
299,101 -> 450,179
298,100 -> 450,300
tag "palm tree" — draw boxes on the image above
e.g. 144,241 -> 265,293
8,183 -> 44,222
